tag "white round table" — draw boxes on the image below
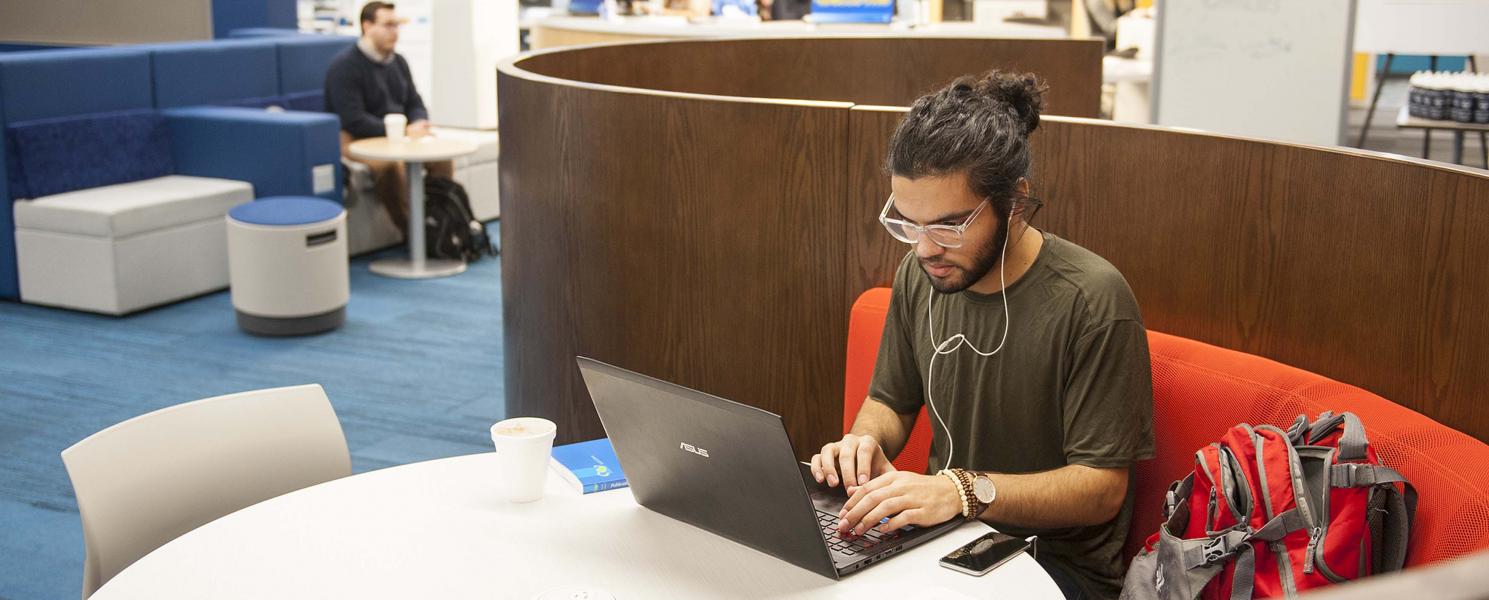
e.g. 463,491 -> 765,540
92,453 -> 1065,599
347,136 -> 479,279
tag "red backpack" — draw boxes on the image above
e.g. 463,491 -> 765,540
1121,411 -> 1416,599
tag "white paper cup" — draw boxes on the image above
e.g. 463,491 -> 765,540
490,417 -> 557,503
383,113 -> 408,141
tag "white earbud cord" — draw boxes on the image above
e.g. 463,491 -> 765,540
923,209 -> 1014,469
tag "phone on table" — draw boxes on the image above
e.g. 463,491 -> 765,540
939,531 -> 1037,576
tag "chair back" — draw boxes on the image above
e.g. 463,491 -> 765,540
147,39 -> 280,109
844,287 -> 933,472
61,384 -> 351,597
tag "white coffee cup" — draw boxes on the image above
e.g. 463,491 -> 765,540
384,113 -> 408,141
490,417 -> 557,503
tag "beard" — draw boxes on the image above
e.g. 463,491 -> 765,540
919,215 -> 1010,294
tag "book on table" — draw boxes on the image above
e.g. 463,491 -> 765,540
549,437 -> 628,494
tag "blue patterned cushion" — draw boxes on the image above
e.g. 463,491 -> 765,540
5,110 -> 174,199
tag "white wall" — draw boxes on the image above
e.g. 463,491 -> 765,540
0,0 -> 213,45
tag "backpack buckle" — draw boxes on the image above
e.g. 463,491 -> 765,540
1201,537 -> 1231,564
1199,530 -> 1249,566
1331,463 -> 1374,487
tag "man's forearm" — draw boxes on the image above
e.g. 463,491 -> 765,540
848,398 -> 916,460
976,464 -> 1127,529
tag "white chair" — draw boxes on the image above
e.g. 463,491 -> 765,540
60,384 -> 351,598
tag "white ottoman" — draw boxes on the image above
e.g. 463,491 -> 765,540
226,197 -> 349,335
14,175 -> 253,314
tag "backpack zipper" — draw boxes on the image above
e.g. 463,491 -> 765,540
1304,527 -> 1321,574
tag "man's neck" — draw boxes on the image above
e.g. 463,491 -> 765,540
966,223 -> 1044,295
357,38 -> 393,64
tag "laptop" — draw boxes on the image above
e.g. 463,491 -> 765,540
576,356 -> 963,579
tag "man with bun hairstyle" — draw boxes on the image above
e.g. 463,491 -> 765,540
811,70 -> 1154,599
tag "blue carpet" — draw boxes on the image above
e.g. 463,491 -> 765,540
0,229 -> 504,600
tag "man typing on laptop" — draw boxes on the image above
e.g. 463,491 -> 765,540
810,71 -> 1154,600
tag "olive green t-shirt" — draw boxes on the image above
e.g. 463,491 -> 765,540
869,232 -> 1155,599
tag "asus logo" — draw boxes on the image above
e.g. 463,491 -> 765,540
680,442 -> 710,458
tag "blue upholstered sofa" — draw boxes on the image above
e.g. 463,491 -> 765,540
0,40 -> 348,313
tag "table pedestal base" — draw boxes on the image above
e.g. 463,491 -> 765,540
369,257 -> 467,279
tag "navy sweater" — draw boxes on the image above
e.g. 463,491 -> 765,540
323,45 -> 429,139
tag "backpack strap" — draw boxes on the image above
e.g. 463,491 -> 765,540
1175,509 -> 1310,600
1165,474 -> 1193,520
1285,414 -> 1311,445
1336,412 -> 1370,461
1329,463 -> 1407,488
1306,411 -> 1343,444
1304,411 -> 1370,461
1377,482 -> 1418,573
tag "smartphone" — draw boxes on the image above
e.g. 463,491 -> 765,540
938,532 -> 1037,576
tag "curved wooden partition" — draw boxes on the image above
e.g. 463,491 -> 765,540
501,36 -> 1489,458
513,37 -> 1102,115
499,37 -> 1104,452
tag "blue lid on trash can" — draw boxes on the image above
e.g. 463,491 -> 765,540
229,196 -> 344,226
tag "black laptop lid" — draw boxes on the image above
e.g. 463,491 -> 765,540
577,357 -> 837,578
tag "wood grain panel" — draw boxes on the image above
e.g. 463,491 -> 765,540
529,25 -> 671,50
518,37 -> 1101,117
845,107 -> 917,310
500,70 -> 851,453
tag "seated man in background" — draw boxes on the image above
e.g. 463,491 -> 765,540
325,1 -> 453,232
811,70 -> 1154,599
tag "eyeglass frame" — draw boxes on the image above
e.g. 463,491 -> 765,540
878,194 -> 996,249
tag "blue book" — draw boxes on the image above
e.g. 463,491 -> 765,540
549,437 -> 628,494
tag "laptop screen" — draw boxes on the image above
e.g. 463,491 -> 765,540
577,357 -> 838,577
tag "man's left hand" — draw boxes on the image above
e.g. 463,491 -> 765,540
835,471 -> 963,536
407,120 -> 433,138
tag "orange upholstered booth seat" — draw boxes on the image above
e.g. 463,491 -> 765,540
843,288 -> 1489,570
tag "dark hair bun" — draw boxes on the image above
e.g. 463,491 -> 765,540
976,71 -> 1046,137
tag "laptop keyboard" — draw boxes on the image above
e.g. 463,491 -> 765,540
816,509 -> 896,556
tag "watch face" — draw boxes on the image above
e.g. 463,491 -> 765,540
973,476 -> 996,503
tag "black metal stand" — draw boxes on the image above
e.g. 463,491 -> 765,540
1357,53 -> 1394,148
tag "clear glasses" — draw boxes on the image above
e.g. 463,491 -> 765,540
878,195 -> 990,249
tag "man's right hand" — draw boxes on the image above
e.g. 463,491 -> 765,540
810,434 -> 896,493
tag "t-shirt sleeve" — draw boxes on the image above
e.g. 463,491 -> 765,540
867,258 -> 925,415
1061,318 -> 1156,468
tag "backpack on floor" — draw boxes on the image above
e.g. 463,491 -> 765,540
424,175 -> 497,263
1120,411 -> 1416,600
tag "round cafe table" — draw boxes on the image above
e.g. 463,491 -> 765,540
91,453 -> 1065,599
346,136 -> 478,279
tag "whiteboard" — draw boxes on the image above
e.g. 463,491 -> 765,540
1355,0 -> 1489,55
1154,0 -> 1356,147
